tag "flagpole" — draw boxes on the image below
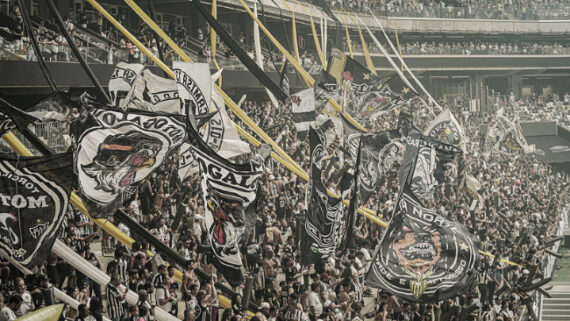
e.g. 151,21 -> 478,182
367,11 -> 443,113
0,98 -> 54,156
236,0 -> 368,133
336,10 -> 353,58
280,0 -> 301,63
117,0 -> 382,220
354,15 -> 436,117
45,0 -> 111,104
347,12 -> 376,75
17,0 -> 58,92
146,0 -> 167,74
210,0 -> 222,86
120,0 -> 303,176
294,0 -> 327,69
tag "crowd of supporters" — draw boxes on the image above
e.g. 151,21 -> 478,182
393,41 -> 570,55
2,89 -> 564,321
323,0 -> 570,20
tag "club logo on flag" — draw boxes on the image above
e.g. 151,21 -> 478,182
75,109 -> 185,217
0,153 -> 72,268
366,193 -> 479,302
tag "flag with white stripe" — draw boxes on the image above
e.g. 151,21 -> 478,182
190,144 -> 263,286
288,87 -> 316,135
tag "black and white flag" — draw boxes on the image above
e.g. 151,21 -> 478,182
174,62 -> 250,181
326,49 -> 417,120
0,152 -> 73,267
301,126 -> 345,265
341,113 -> 406,203
365,190 -> 479,303
72,107 -> 186,218
0,98 -> 40,137
424,109 -> 465,148
108,63 -> 146,108
483,111 -> 534,156
190,144 -> 263,286
289,87 -> 316,136
399,132 -> 462,201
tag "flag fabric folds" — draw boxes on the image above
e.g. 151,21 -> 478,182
190,144 -> 263,287
399,132 -> 462,201
301,126 -> 345,265
0,99 -> 39,137
0,152 -> 73,268
365,190 -> 479,303
174,62 -> 250,181
484,112 -> 534,155
344,136 -> 361,250
326,49 -> 417,120
424,109 -> 465,148
109,63 -> 181,113
340,112 -> 406,203
289,87 -> 316,136
108,62 -> 145,108
72,107 -> 186,218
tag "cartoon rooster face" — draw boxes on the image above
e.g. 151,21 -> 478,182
82,131 -> 162,194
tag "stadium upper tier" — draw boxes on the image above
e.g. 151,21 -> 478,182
211,0 -> 570,34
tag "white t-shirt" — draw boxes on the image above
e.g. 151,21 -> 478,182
17,291 -> 34,317
155,287 -> 171,311
308,291 -> 323,317
0,306 -> 16,321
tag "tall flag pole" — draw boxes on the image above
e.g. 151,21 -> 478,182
336,10 -> 353,58
45,0 -> 111,103
16,0 -> 58,92
193,0 -> 287,102
210,0 -> 222,87
347,13 -> 376,75
253,3 -> 280,108
294,0 -> 327,69
356,14 -> 437,117
236,0 -> 368,132
280,0 -> 301,63
366,12 -> 443,113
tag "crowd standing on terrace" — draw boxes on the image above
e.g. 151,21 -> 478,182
324,0 -> 570,20
2,88 -> 566,321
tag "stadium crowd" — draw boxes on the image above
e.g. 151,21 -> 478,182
0,88 -> 566,321
323,0 -> 570,20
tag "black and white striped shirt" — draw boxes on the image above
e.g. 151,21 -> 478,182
115,257 -> 129,285
105,283 -> 124,319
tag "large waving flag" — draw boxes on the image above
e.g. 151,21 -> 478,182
72,106 -> 186,218
484,111 -> 534,155
399,131 -> 462,201
326,49 -> 417,120
173,62 -> 250,181
424,109 -> 465,148
365,190 -> 479,302
0,152 -> 73,268
301,126 -> 346,265
186,116 -> 264,286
